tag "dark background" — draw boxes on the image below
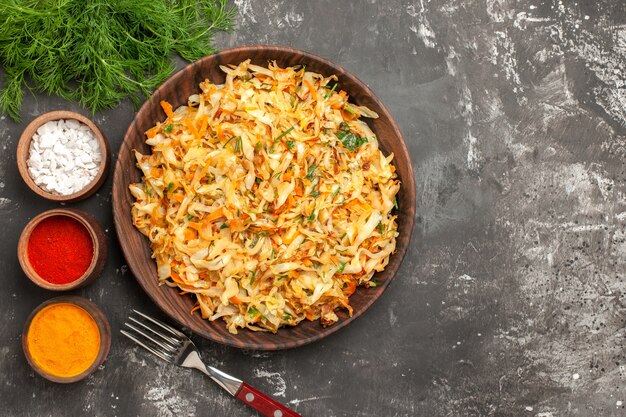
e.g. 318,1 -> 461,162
1,0 -> 625,416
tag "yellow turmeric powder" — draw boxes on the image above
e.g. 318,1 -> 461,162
27,303 -> 100,378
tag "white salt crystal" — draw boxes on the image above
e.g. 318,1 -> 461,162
27,118 -> 102,195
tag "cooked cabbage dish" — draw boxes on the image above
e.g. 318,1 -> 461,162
130,60 -> 400,333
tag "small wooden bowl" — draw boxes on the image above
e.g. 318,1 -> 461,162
16,110 -> 110,202
17,208 -> 107,291
22,296 -> 111,383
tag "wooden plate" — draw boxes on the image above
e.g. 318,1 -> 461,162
112,45 -> 416,350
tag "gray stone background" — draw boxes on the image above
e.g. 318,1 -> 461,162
0,0 -> 624,416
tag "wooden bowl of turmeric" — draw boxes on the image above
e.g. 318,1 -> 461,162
22,296 -> 111,383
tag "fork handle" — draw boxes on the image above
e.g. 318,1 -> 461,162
236,382 -> 302,417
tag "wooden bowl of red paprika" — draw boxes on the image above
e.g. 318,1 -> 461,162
18,208 -> 107,291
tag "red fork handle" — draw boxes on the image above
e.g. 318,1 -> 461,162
236,382 -> 302,417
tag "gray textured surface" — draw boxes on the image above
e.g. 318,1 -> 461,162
1,0 -> 625,416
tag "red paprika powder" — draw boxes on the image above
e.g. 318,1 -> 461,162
27,215 -> 94,284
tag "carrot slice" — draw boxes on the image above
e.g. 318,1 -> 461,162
205,207 -> 225,222
304,79 -> 318,101
160,100 -> 174,118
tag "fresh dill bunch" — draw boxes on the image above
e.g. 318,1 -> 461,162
0,0 -> 236,121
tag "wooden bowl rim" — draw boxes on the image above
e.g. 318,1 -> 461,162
113,45 -> 416,350
16,110 -> 111,202
18,208 -> 104,291
22,296 -> 111,383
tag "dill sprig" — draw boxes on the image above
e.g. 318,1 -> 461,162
0,0 -> 236,121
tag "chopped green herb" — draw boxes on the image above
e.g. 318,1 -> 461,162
376,221 -> 385,234
343,104 -> 356,115
222,135 -> 236,148
275,127 -> 294,141
340,232 -> 347,240
249,270 -> 257,285
167,182 -> 174,191
369,279 -> 382,288
307,211 -> 316,222
187,214 -> 194,220
393,197 -> 398,210
310,190 -> 320,198
323,83 -> 337,99
286,140 -> 295,150
336,129 -> 368,152
339,121 -> 350,131
304,289 -> 313,296
306,165 -> 317,180
338,262 -> 346,273
234,136 -> 242,153
249,233 -> 260,248
283,313 -> 292,321
163,124 -> 174,133
220,222 -> 229,229
331,187 -> 340,198
270,249 -> 276,260
247,307 -> 260,318
255,142 -> 263,149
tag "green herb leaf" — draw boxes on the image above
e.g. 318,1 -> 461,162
286,140 -> 295,150
220,222 -> 229,229
223,135 -> 236,148
163,124 -> 174,133
338,262 -> 346,273
167,182 -> 174,191
369,279 -> 382,288
336,129 -> 368,152
393,197 -> 398,210
331,187 -> 340,198
249,270 -> 257,285
247,307 -> 260,318
307,211 -> 316,222
323,83 -> 337,99
283,313 -> 292,321
275,126 -> 294,141
306,165 -> 317,180
376,221 -> 384,234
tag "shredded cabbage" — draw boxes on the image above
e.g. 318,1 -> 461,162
130,60 -> 400,333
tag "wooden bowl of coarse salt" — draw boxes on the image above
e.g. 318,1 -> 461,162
16,110 -> 110,202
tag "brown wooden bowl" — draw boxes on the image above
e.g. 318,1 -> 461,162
18,208 -> 108,291
16,110 -> 110,202
112,45 -> 416,350
22,296 -> 111,383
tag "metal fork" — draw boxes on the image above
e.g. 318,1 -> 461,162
121,310 -> 302,417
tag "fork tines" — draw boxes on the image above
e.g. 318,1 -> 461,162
121,310 -> 186,363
